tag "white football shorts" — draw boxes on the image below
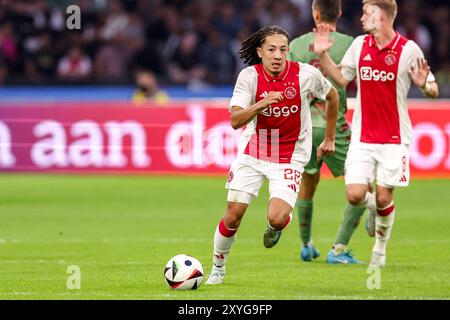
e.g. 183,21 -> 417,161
344,142 -> 410,188
225,154 -> 305,208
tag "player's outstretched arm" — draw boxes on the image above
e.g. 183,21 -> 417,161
410,58 -> 439,99
317,86 -> 339,160
313,23 -> 350,88
230,91 -> 284,130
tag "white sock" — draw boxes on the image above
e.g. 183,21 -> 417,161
333,243 -> 347,254
373,203 -> 395,254
267,222 -> 277,230
363,191 -> 374,207
212,219 -> 237,273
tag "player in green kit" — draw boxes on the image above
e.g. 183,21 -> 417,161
288,0 -> 376,263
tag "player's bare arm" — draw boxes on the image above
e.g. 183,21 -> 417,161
317,86 -> 339,160
313,23 -> 350,88
230,91 -> 284,129
410,58 -> 439,99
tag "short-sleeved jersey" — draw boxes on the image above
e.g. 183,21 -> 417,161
229,60 -> 332,164
288,32 -> 353,130
340,32 -> 435,145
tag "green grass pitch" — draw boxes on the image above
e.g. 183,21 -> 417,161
0,174 -> 449,300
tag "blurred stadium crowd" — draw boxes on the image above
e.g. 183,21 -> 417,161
0,0 -> 449,94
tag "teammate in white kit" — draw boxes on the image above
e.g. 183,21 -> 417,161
313,0 -> 439,267
206,25 -> 339,285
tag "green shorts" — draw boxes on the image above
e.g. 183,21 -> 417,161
304,127 -> 351,177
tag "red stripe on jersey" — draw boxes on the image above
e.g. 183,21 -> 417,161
358,33 -> 408,144
244,61 -> 302,163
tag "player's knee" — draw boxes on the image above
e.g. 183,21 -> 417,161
299,173 -> 319,199
346,190 -> 365,206
223,213 -> 241,229
224,203 -> 246,229
268,215 -> 285,229
299,188 -> 315,200
268,211 -> 291,230
376,194 -> 392,209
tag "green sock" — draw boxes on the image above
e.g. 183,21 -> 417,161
334,203 -> 365,246
297,199 -> 313,245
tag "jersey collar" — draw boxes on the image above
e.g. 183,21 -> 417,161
260,60 -> 291,82
368,32 -> 401,51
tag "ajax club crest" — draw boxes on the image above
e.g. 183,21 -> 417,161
385,53 -> 396,66
284,86 -> 297,99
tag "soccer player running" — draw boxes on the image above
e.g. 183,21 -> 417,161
206,25 -> 339,284
288,0 -> 376,264
313,0 -> 439,267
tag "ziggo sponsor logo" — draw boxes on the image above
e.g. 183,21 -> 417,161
360,67 -> 395,82
260,105 -> 299,117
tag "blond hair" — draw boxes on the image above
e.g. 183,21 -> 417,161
362,0 -> 397,20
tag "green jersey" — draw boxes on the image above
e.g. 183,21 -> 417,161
288,31 -> 353,129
